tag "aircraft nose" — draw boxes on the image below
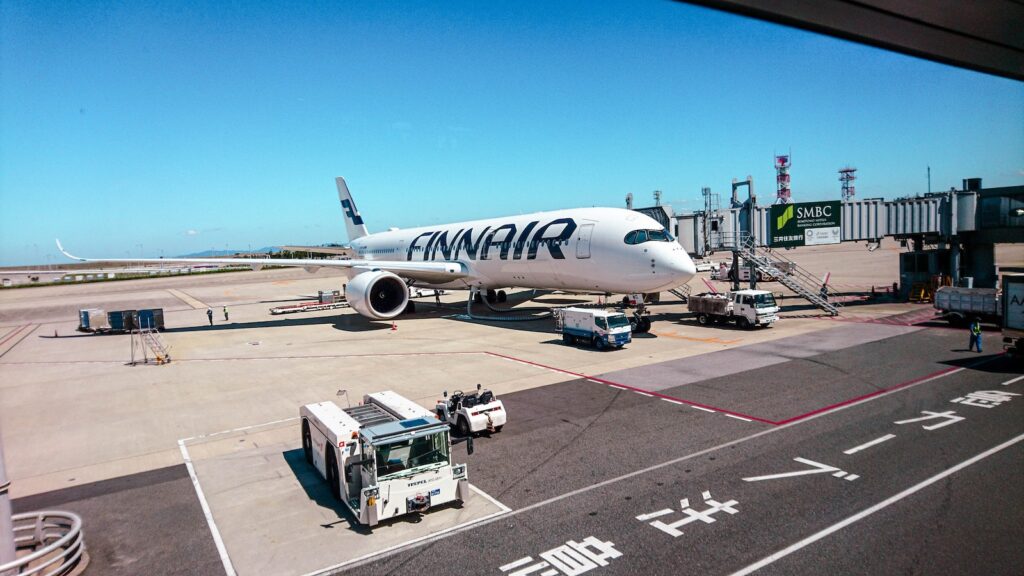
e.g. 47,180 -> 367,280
668,251 -> 697,279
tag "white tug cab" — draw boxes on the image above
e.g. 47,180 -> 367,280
301,391 -> 472,528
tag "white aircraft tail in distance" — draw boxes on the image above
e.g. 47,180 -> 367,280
58,177 -> 696,321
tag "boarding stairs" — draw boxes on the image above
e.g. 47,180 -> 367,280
130,327 -> 171,365
668,285 -> 691,302
729,233 -> 841,316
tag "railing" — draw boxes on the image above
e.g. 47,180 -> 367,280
0,511 -> 85,576
711,232 -> 841,315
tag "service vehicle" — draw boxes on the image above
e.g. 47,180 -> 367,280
1002,273 -> 1024,358
435,384 -> 506,436
553,307 -> 632,349
688,289 -> 779,329
694,260 -> 717,273
270,290 -> 350,315
300,391 -> 472,528
934,286 -> 1000,326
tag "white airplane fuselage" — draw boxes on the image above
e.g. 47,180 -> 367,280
349,207 -> 695,294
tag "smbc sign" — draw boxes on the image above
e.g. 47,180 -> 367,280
769,201 -> 841,248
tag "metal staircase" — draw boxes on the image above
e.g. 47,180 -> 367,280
128,326 -> 171,365
730,233 -> 841,316
668,285 -> 691,302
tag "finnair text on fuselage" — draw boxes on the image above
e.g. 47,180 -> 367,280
402,217 -> 576,262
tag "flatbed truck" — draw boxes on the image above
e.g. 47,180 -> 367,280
300,391 -> 471,528
688,290 -> 779,329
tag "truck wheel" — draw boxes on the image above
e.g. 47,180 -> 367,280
737,317 -> 751,330
302,420 -> 313,465
325,448 -> 341,500
595,337 -> 606,350
698,313 -> 709,325
563,333 -> 575,345
456,416 -> 471,437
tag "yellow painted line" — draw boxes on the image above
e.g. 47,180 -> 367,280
167,288 -> 208,310
649,331 -> 740,345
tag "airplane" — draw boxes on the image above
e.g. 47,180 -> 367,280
57,177 -> 697,321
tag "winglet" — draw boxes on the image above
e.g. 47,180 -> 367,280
56,239 -> 87,261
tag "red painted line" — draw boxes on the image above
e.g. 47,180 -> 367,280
484,351 -> 775,425
769,365 -> 961,426
0,324 -> 29,347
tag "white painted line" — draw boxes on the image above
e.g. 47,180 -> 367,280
180,416 -> 299,443
691,405 -> 715,413
726,414 -> 752,422
742,457 -> 842,483
1002,374 -> 1024,387
634,391 -> 654,397
178,440 -> 236,576
499,557 -> 534,571
662,398 -> 685,406
608,384 -> 627,390
469,483 -> 512,513
843,433 -> 897,455
729,433 -> 1024,576
301,509 -> 510,576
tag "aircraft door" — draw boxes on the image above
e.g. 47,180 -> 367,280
575,224 -> 593,259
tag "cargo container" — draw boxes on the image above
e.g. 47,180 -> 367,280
105,308 -> 165,332
77,309 -> 110,332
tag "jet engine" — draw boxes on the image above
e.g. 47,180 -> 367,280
346,270 -> 409,320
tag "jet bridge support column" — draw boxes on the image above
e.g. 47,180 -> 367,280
731,176 -> 757,290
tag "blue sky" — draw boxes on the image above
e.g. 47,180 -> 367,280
2,1 -> 1022,265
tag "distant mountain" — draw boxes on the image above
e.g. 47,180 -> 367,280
178,247 -> 280,257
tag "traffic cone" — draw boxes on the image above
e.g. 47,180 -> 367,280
391,322 -> 397,331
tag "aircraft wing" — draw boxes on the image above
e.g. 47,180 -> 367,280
56,240 -> 468,284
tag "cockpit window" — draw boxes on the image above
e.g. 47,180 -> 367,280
624,229 -> 675,245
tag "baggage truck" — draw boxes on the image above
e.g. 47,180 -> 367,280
1003,274 -> 1024,358
934,287 -> 1000,326
300,391 -> 472,528
688,289 -> 779,329
553,307 -> 632,350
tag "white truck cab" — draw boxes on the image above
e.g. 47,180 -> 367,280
300,391 -> 471,528
554,307 -> 632,349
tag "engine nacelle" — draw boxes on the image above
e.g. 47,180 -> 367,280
346,270 -> 409,320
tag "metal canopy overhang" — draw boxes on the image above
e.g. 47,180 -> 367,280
680,0 -> 1024,81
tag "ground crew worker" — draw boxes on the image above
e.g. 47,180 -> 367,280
969,318 -> 982,353
223,306 -> 229,321
206,308 -> 213,326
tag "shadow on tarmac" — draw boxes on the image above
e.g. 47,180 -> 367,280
282,448 -> 466,534
941,353 -> 1020,374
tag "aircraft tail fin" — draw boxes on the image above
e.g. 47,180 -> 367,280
336,177 -> 369,242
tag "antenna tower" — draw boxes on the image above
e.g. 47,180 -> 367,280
839,166 -> 857,202
774,154 -> 791,204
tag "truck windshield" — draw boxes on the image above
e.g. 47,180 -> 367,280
754,293 -> 777,308
375,432 -> 450,479
607,315 -> 630,328
595,317 -> 608,330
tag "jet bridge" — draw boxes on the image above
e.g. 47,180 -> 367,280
661,179 -> 1022,306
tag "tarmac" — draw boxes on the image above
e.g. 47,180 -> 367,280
0,241 -> 1020,575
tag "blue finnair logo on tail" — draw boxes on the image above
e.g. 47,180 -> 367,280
341,199 -> 364,225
